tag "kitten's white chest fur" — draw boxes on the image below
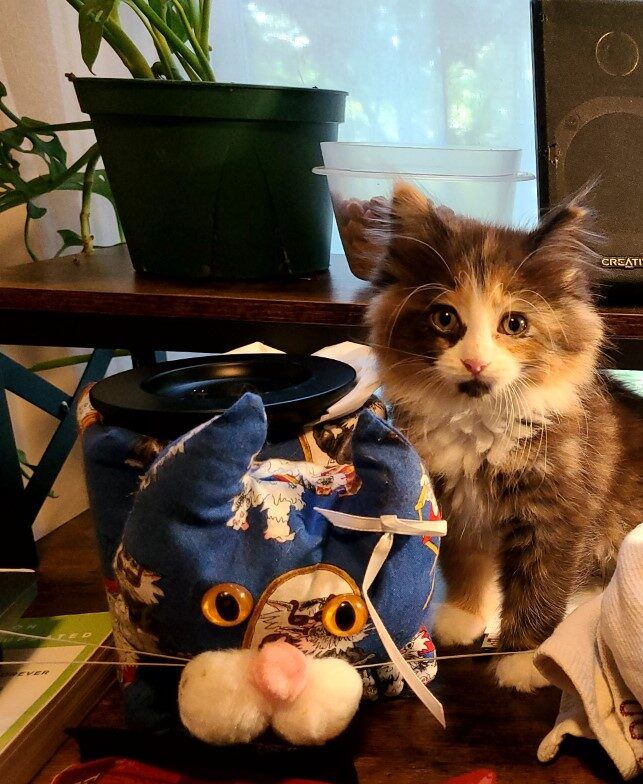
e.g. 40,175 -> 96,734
407,396 -> 545,524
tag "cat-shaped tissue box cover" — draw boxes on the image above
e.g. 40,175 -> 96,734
79,389 -> 445,743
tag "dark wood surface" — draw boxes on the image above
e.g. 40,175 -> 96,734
28,512 -> 637,784
0,246 -> 371,325
0,247 -> 642,359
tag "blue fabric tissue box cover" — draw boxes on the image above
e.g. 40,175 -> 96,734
78,387 -> 442,730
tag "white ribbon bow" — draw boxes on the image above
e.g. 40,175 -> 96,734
314,508 -> 447,728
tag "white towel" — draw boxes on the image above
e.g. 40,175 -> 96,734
535,524 -> 643,780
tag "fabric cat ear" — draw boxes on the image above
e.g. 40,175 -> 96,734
343,409 -> 434,519
133,392 -> 267,525
371,182 -> 453,288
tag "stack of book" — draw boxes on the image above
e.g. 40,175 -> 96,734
0,612 -> 114,784
0,569 -> 37,654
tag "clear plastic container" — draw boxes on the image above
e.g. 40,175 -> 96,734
313,167 -> 534,280
321,142 -> 523,177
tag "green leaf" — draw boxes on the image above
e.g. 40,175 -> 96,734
149,0 -> 192,43
79,0 -> 117,72
59,169 -> 117,210
148,0 -> 167,15
56,229 -> 83,252
26,201 -> 47,219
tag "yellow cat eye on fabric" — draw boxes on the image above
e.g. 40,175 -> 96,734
201,583 -> 254,627
429,306 -> 459,334
322,594 -> 368,638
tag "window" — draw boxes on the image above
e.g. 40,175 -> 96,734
212,0 -> 538,236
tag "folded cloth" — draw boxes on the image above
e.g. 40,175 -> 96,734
601,525 -> 643,709
535,524 -> 643,780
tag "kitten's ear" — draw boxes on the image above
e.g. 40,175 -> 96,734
526,184 -> 601,292
528,184 -> 598,251
371,182 -> 453,287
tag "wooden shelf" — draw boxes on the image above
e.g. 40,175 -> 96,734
0,245 -> 640,357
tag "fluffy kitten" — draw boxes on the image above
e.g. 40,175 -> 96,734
366,183 -> 643,691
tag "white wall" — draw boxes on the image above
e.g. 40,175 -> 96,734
0,1 -> 131,538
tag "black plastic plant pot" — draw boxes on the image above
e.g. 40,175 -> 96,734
73,78 -> 347,280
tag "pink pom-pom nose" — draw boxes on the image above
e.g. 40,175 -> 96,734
250,641 -> 309,704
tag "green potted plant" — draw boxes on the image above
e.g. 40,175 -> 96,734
65,0 -> 347,280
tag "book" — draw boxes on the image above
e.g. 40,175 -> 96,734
0,612 -> 114,784
0,571 -> 37,648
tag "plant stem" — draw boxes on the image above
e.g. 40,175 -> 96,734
0,144 -> 100,214
175,51 -> 201,81
151,29 -> 183,80
123,0 -> 181,80
23,214 -> 38,261
21,121 -> 93,133
64,0 -> 154,78
27,349 -> 130,373
170,0 -> 215,80
80,145 -> 101,254
126,0 -> 206,78
0,103 -> 90,141
200,0 -> 212,51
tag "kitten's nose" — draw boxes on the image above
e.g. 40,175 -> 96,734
462,358 -> 488,376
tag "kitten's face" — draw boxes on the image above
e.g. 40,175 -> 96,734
367,184 -> 603,414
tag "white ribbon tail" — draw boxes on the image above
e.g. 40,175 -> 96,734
315,508 -> 447,538
363,533 -> 446,728
315,507 -> 447,727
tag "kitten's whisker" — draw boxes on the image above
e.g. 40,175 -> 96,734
390,234 -> 454,279
512,381 -> 536,474
516,288 -> 570,349
506,247 -> 541,285
509,297 -> 558,353
362,341 -> 433,363
386,288 -> 445,350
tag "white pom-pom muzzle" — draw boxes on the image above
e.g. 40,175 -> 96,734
178,641 -> 362,746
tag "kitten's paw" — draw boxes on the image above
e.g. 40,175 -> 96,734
491,651 -> 550,693
432,602 -> 486,646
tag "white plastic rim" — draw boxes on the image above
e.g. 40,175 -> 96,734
312,166 -> 535,183
320,142 -> 523,176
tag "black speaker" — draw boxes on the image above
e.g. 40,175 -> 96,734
531,0 -> 642,302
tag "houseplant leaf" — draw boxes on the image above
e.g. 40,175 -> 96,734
26,201 -> 47,219
148,0 -> 191,43
79,0 -> 118,72
59,168 -> 117,210
56,229 -> 84,252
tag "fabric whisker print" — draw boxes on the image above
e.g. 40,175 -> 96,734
78,389 -> 447,742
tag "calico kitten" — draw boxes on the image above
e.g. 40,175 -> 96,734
366,183 -> 643,691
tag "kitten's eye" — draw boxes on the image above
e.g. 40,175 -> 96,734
201,583 -> 254,627
500,313 -> 528,336
429,306 -> 460,334
322,594 -> 368,638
